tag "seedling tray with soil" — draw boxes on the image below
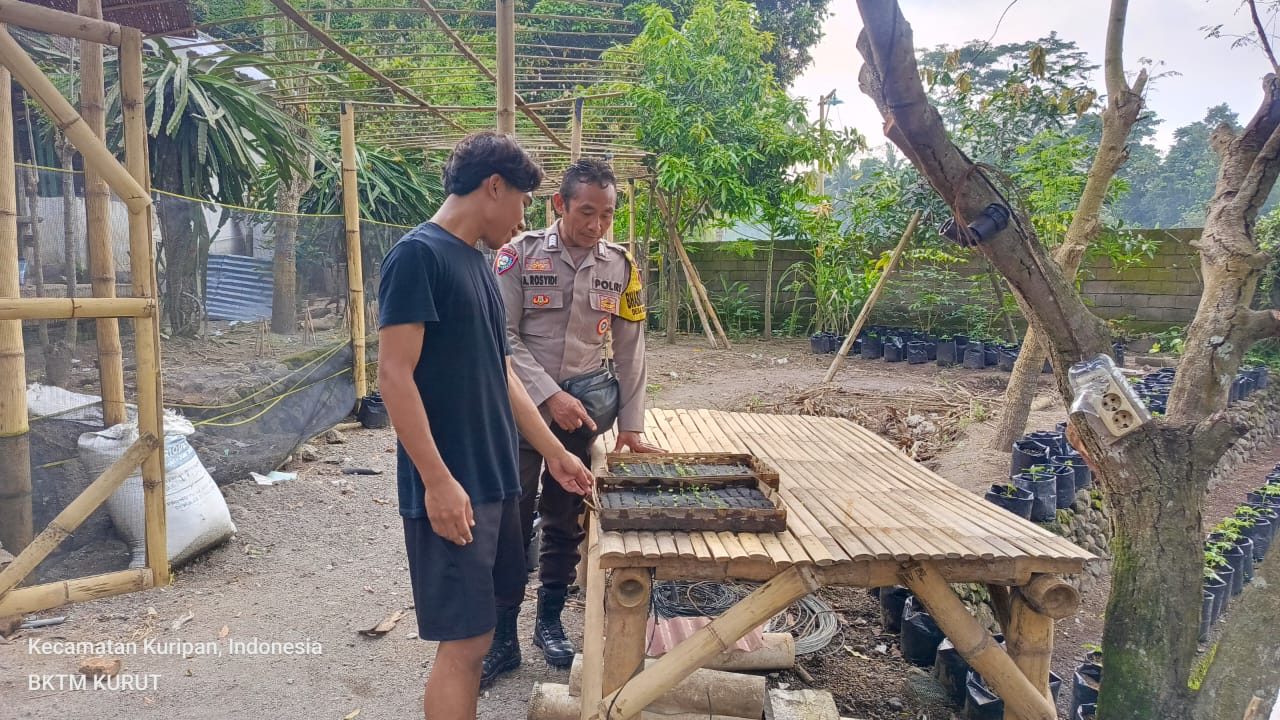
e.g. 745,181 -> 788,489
595,452 -> 787,532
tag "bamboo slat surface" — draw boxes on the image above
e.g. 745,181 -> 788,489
598,410 -> 1093,583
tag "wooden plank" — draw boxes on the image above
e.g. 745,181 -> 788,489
757,533 -> 794,569
673,533 -> 697,561
623,532 -> 644,559
716,531 -> 749,562
655,531 -> 679,558
701,531 -> 732,563
735,532 -> 772,563
688,532 -> 711,561
639,532 -> 662,560
601,532 -> 628,561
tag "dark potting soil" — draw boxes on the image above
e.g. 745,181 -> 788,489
599,485 -> 775,510
609,462 -> 753,479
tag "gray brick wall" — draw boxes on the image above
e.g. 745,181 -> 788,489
648,228 -> 1205,334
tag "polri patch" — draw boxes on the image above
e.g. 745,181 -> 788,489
494,248 -> 518,275
525,257 -> 552,272
597,317 -> 611,335
532,294 -> 551,306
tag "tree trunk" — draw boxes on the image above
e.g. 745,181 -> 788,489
1081,424 -> 1217,720
154,175 -> 205,337
764,232 -> 775,340
22,123 -> 48,357
988,0 -> 1148,450
57,137 -> 77,353
271,169 -> 310,335
664,194 -> 678,345
850,3 -> 1280,717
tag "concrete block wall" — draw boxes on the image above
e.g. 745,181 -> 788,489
655,228 -> 1206,334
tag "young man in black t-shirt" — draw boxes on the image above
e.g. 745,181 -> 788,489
377,132 -> 594,720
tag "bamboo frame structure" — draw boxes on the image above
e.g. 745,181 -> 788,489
0,0 -> 123,45
824,210 -> 921,382
0,297 -> 154,319
340,103 -> 367,400
0,434 -> 160,597
602,567 -> 651,695
495,0 -> 515,135
81,0 -> 126,427
120,26 -> 167,586
0,61 -> 33,564
0,18 -> 168,611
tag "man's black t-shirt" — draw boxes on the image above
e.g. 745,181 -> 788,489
377,222 -> 521,519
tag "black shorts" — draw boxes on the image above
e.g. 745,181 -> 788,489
403,497 -> 525,642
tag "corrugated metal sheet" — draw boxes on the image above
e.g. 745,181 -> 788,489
206,254 -> 273,322
645,615 -> 764,657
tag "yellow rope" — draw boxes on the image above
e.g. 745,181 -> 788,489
168,341 -> 346,411
17,161 -> 415,229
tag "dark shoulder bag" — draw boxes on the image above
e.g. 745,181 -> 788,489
555,362 -> 620,440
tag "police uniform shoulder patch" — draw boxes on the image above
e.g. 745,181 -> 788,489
494,247 -> 518,275
618,251 -> 646,322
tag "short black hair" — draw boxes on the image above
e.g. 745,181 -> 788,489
559,158 -> 617,205
442,132 -> 544,196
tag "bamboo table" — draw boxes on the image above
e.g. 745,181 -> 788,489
580,409 -> 1094,720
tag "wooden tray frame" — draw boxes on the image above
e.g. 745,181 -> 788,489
594,452 -> 786,533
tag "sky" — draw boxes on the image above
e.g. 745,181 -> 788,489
790,0 -> 1278,153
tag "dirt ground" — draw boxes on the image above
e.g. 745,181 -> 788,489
1,334 -> 1268,719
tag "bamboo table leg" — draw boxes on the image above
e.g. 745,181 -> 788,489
898,561 -> 1057,720
579,516 -> 606,720
1005,575 -> 1080,720
598,565 -> 821,720
603,567 -> 652,696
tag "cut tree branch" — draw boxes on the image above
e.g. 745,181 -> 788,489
1249,0 -> 1280,76
853,1 -> 1111,368
1243,307 -> 1280,343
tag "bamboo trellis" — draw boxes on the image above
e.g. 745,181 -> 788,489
0,1 -> 168,617
176,0 -> 649,188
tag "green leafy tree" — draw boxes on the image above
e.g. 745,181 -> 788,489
139,39 -> 310,336
619,0 -> 839,343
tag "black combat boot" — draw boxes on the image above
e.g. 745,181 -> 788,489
533,587 -> 575,667
480,606 -> 521,690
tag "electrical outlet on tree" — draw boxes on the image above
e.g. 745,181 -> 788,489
1069,355 -> 1151,441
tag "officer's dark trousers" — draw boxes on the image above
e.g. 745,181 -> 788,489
518,431 -> 591,590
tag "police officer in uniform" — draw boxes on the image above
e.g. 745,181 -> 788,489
481,158 -> 663,686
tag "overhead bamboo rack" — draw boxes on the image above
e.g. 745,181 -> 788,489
159,0 -> 650,187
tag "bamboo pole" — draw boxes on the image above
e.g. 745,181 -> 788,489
0,433 -> 160,597
0,0 -> 122,45
0,62 -> 33,560
986,583 -> 1013,632
823,210 -> 920,383
670,231 -> 729,348
21,96 -> 48,354
530,683 -> 745,720
265,0 -> 463,131
496,0 -> 515,134
0,568 -> 151,616
121,27 -> 168,586
626,179 -> 635,256
79,0 -> 124,427
0,26 -> 149,212
602,568 -> 651,695
572,657 -> 768,717
1005,590 -> 1055,717
341,103 -> 367,399
571,97 -> 583,161
1018,574 -> 1080,619
599,566 -> 821,720
413,0 -> 568,150
897,561 -> 1056,720
579,515 -> 606,720
0,297 -> 153,320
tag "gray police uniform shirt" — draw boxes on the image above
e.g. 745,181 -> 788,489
495,222 -> 648,433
